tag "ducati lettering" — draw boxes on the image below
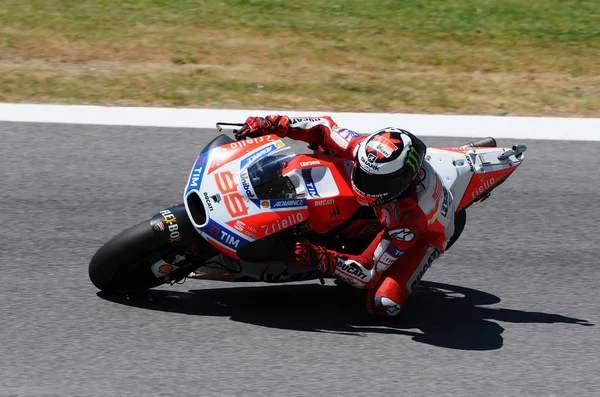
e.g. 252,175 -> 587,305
203,192 -> 214,211
300,160 -> 321,167
440,188 -> 452,218
409,249 -> 440,292
261,213 -> 305,235
290,117 -> 321,124
336,259 -> 368,280
159,209 -> 181,243
272,199 -> 306,208
314,199 -> 334,206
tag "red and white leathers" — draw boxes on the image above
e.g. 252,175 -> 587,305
268,115 -> 456,317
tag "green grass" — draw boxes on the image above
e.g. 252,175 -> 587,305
1,0 -> 598,115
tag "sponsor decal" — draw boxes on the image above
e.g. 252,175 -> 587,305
417,167 -> 426,182
214,171 -> 248,218
271,198 -> 307,208
335,274 -> 361,287
361,154 -> 380,172
408,248 -> 440,292
380,297 -> 402,315
290,117 -> 321,124
440,187 -> 452,218
203,192 -> 214,211
219,229 -> 241,249
314,199 -> 334,206
337,128 -> 360,140
300,160 -> 321,167
186,154 -> 207,193
261,200 -> 270,208
205,223 -> 221,238
261,212 -> 305,235
158,264 -> 175,274
336,258 -> 368,280
226,135 -> 273,149
389,228 -> 414,242
159,209 -> 181,243
471,174 -> 501,200
331,130 -> 350,149
405,146 -> 420,171
432,177 -> 442,200
367,135 -> 398,159
153,221 -> 165,231
386,244 -> 405,257
465,155 -> 475,172
240,144 -> 277,169
202,219 -> 250,250
302,169 -> 321,197
231,220 -> 258,239
239,172 -> 255,198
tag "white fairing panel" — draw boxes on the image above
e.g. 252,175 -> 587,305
427,147 -> 525,207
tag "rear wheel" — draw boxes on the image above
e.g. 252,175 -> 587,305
89,220 -> 187,293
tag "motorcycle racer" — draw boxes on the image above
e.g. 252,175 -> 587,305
236,115 -> 456,317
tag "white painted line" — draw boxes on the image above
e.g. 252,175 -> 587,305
1,103 -> 599,141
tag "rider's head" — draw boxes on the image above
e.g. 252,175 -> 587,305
351,128 -> 427,206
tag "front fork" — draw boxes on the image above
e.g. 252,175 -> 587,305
148,203 -> 218,280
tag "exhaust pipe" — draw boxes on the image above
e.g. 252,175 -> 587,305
498,144 -> 527,160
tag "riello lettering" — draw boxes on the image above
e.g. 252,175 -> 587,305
471,176 -> 498,199
261,213 -> 304,235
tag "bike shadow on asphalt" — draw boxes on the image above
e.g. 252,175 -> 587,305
98,281 -> 593,351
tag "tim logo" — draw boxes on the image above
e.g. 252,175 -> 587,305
302,169 -> 320,197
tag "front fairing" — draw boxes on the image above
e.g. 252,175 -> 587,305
183,135 -> 309,258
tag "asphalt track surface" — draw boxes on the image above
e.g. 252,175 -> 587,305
1,122 -> 598,397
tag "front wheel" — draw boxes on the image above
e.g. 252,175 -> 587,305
89,220 -> 183,293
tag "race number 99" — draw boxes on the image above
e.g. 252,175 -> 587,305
215,171 -> 247,218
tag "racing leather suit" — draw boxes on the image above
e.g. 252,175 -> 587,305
277,116 -> 455,316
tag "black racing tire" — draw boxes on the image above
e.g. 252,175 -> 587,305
89,220 -> 176,293
445,209 -> 466,252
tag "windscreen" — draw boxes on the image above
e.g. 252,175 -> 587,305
245,150 -> 297,199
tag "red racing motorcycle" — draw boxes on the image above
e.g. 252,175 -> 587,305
89,125 -> 526,293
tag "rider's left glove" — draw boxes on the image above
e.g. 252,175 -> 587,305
235,115 -> 289,141
294,241 -> 337,275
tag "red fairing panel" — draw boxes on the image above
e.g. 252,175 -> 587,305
285,154 -> 360,234
457,167 -> 515,211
